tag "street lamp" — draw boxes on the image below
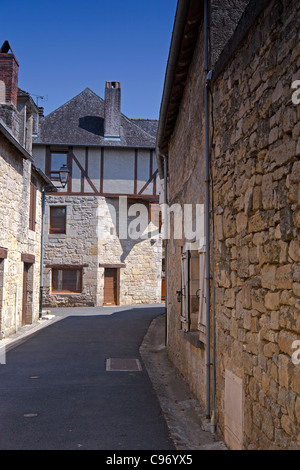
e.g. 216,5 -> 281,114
39,164 -> 69,318
58,164 -> 70,188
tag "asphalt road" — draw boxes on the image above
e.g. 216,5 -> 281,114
0,305 -> 175,450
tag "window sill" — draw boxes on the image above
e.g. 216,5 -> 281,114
48,233 -> 67,238
51,292 -> 82,295
181,330 -> 205,349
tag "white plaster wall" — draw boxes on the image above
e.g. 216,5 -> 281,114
103,148 -> 134,194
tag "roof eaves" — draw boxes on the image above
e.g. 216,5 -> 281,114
32,166 -> 57,190
0,119 -> 33,162
156,0 -> 204,177
0,120 -> 56,189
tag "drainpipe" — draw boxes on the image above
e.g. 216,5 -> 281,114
204,0 -> 211,423
39,186 -> 46,318
156,148 -> 168,346
204,0 -> 217,434
15,283 -> 18,333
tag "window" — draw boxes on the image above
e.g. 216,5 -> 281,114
149,203 -> 162,232
49,152 -> 67,179
29,175 -> 37,231
50,206 -> 66,234
52,268 -> 82,293
180,247 -> 189,332
180,245 -> 206,335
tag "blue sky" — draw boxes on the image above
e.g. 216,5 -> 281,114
1,0 -> 177,119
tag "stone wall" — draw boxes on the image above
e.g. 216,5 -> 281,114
0,135 -> 43,337
166,25 -> 208,405
43,195 -> 99,307
164,0 -> 300,451
43,195 -> 162,307
211,0 -> 300,449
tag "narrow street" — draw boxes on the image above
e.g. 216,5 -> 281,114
0,306 -> 175,450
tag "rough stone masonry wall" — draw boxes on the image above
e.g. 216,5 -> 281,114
166,25 -> 208,407
44,195 -> 162,307
212,0 -> 300,449
43,195 -> 99,307
0,135 -> 43,337
164,1 -> 254,415
97,198 -> 162,306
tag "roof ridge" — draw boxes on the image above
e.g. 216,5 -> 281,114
122,114 -> 156,141
131,118 -> 158,122
44,88 -> 104,119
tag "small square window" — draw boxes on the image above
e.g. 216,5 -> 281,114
49,206 -> 66,234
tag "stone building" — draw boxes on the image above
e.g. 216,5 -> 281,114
157,0 -> 300,450
32,83 -> 163,307
0,41 -> 55,339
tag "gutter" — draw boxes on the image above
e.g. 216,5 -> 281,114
204,0 -> 211,424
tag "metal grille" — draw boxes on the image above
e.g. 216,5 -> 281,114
106,358 -> 142,372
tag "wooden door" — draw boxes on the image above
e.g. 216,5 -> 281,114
104,268 -> 118,305
161,277 -> 166,301
22,263 -> 29,326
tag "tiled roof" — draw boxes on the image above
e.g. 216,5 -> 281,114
131,119 -> 158,138
33,88 -> 157,149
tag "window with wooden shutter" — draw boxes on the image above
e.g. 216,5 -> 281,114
52,268 -> 82,293
180,244 -> 207,336
50,206 -> 66,234
149,203 -> 162,232
189,250 -> 200,331
180,247 -> 190,332
198,245 -> 207,334
29,175 -> 37,231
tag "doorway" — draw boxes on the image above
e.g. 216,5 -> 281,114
22,263 -> 34,326
0,259 -> 4,338
103,268 -> 118,306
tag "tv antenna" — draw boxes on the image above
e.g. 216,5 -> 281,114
29,93 -> 48,107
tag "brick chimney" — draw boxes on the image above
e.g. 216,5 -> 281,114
0,41 -> 19,107
104,81 -> 121,139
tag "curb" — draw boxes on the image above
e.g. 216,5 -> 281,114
140,314 -> 227,450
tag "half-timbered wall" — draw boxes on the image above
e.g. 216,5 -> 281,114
32,145 -> 159,200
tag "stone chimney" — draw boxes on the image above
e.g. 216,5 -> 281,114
0,40 -> 19,107
104,81 -> 121,139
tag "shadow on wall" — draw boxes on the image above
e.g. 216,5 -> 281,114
105,199 -> 160,263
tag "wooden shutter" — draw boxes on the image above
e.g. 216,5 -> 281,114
50,206 -> 66,234
29,176 -> 37,231
180,247 -> 189,332
149,203 -> 162,232
52,268 -> 82,293
198,246 -> 206,333
63,269 -> 79,292
189,250 -> 200,331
